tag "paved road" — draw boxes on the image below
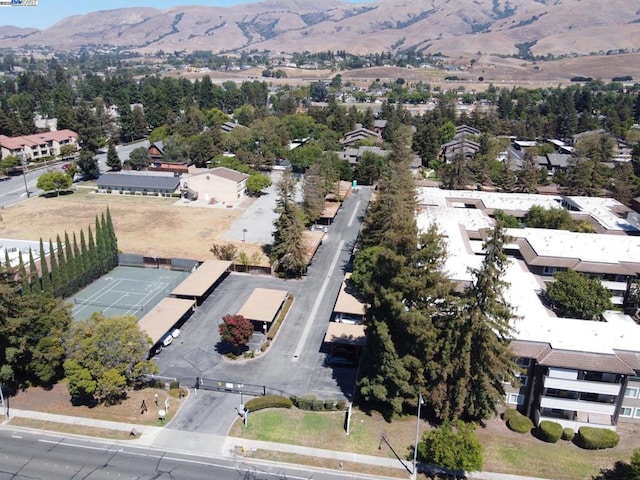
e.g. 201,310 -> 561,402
156,187 -> 372,435
0,429 -> 360,480
0,140 -> 150,207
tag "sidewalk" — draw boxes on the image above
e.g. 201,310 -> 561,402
1,408 -> 552,480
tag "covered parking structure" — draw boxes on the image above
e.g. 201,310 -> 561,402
138,297 -> 196,354
332,273 -> 366,324
171,259 -> 232,304
324,322 -> 366,359
237,288 -> 289,333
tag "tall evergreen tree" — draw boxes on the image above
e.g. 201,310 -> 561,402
272,171 -> 307,278
95,215 -> 107,274
72,232 -> 83,288
39,239 -> 52,293
461,225 -> 517,421
28,249 -> 39,294
55,235 -> 68,297
64,231 -> 77,292
18,251 -> 29,295
79,229 -> 89,283
106,207 -> 118,266
48,239 -> 58,294
87,226 -> 99,280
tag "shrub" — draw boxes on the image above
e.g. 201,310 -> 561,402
501,408 -> 519,422
538,421 -> 563,443
169,381 -> 180,390
507,414 -> 534,434
336,399 -> 347,410
324,400 -> 335,410
562,428 -> 575,441
244,395 -> 292,412
311,399 -> 325,411
297,394 -> 316,410
575,427 -> 619,450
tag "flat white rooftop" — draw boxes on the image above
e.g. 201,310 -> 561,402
507,227 -> 640,264
417,192 -> 640,356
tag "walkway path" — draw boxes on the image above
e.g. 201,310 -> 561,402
1,407 -> 552,480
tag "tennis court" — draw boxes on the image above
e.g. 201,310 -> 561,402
70,266 -> 190,322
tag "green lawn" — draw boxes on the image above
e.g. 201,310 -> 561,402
230,408 -> 637,479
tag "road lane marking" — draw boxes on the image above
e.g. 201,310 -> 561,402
292,240 -> 344,360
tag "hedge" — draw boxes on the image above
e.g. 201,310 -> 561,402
501,408 -> 519,422
538,421 -> 563,443
244,395 -> 293,412
575,427 -> 619,450
507,414 -> 534,434
562,428 -> 575,441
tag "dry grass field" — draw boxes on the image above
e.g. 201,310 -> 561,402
1,188 -> 267,264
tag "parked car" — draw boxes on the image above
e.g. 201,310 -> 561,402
324,354 -> 357,368
171,328 -> 181,338
161,334 -> 173,347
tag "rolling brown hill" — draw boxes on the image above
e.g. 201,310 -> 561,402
1,0 -> 639,63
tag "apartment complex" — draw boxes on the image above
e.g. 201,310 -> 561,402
417,188 -> 640,431
0,129 -> 78,162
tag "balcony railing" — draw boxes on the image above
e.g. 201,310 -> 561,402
540,396 -> 616,416
544,376 -> 621,396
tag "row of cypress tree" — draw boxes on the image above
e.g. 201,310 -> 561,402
12,208 -> 118,298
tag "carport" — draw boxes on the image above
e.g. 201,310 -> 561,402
171,259 -> 232,304
138,297 -> 196,352
324,322 -> 366,358
237,288 -> 288,333
333,273 -> 366,324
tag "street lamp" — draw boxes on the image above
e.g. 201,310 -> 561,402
20,154 -> 29,197
413,392 -> 424,478
242,228 -> 247,243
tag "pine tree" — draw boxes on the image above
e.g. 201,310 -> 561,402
28,249 -> 39,294
461,225 -> 517,421
95,215 -> 107,275
106,141 -> 121,171
39,239 -> 52,293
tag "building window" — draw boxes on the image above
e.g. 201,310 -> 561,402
625,387 -> 639,399
520,375 -> 528,387
635,408 -> 640,419
543,266 -> 557,275
620,407 -> 633,417
508,393 -> 524,405
515,357 -> 531,368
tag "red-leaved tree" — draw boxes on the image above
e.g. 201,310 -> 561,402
218,314 -> 253,353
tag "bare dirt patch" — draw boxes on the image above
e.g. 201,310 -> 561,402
8,382 -> 184,427
0,190 -> 266,263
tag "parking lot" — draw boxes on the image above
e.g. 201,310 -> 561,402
155,186 -> 372,434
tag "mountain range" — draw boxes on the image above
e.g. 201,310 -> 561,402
1,0 -> 639,61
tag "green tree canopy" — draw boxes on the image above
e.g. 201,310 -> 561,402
418,421 -> 483,473
106,142 -> 121,171
36,171 -> 72,196
64,313 -> 156,404
546,269 -> 612,320
127,147 -> 151,170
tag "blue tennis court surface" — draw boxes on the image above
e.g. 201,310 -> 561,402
69,266 -> 190,322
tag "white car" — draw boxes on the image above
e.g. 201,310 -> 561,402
161,334 -> 173,347
171,328 -> 181,339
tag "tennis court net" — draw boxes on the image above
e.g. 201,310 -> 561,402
72,298 -> 144,311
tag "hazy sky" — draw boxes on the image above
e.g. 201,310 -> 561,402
1,0 -> 372,30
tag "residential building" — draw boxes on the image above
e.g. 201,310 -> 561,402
96,171 -> 180,196
0,129 -> 78,161
183,167 -> 249,205
416,187 -> 640,430
340,124 -> 381,147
